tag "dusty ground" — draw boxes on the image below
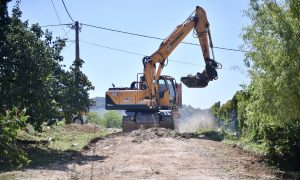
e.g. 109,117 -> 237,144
4,128 -> 279,180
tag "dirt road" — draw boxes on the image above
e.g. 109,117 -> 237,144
7,128 -> 278,179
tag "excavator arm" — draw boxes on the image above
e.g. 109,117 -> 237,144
142,6 -> 221,99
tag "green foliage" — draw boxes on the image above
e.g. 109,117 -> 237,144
0,108 -> 29,168
0,1 -> 94,167
241,0 -> 300,165
0,1 -> 65,130
210,101 -> 220,117
100,111 -> 122,128
224,137 -> 268,155
0,1 -> 93,129
210,94 -> 238,125
234,88 -> 251,132
211,89 -> 251,131
218,99 -> 236,124
87,112 -> 102,125
87,111 -> 122,128
60,59 -> 94,124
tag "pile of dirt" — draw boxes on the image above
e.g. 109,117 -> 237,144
126,128 -> 202,143
128,128 -> 176,143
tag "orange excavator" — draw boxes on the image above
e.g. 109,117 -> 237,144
105,6 -> 221,132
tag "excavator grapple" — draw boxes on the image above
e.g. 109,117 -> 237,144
181,59 -> 221,88
180,72 -> 209,88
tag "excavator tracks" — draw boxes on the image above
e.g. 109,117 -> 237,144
122,111 -> 175,132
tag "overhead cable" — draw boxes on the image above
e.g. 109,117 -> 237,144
81,23 -> 248,53
50,0 -> 69,39
66,39 -> 248,74
61,0 -> 75,23
80,39 -> 203,66
40,23 -> 71,28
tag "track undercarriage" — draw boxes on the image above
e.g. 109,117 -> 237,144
122,110 -> 175,132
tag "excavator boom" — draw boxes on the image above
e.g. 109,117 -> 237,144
143,6 -> 220,98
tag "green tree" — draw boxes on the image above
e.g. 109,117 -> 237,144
0,1 -> 67,130
100,111 -> 122,128
0,0 -> 93,167
210,88 -> 251,132
242,0 -> 300,158
0,1 -> 94,129
210,95 -> 238,126
61,58 -> 94,123
210,101 -> 220,117
234,88 -> 251,132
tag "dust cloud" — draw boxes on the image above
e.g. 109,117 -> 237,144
175,110 -> 217,132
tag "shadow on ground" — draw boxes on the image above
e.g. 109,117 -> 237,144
0,141 -> 107,173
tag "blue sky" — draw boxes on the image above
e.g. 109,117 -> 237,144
8,0 -> 250,109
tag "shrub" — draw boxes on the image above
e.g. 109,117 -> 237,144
0,108 -> 29,168
100,111 -> 122,128
87,112 -> 102,125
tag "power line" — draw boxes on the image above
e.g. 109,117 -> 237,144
40,25 -> 245,70
68,39 -> 248,74
80,39 -> 203,66
62,28 -> 73,39
81,23 -> 248,53
61,0 -> 75,23
40,23 -> 247,53
50,0 -> 69,39
40,23 -> 71,28
81,23 -> 164,41
81,40 -> 147,57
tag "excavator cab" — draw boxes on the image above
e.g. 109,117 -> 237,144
157,76 -> 181,109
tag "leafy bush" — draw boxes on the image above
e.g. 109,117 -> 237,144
100,111 -> 122,128
210,93 -> 238,126
0,108 -> 29,168
264,121 -> 300,159
87,112 -> 102,125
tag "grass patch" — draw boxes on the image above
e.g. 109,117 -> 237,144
0,121 -> 108,172
223,138 -> 267,155
196,128 -> 268,155
18,121 -> 106,151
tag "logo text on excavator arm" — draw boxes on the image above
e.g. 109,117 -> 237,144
170,31 -> 184,47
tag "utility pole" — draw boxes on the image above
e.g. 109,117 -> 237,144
75,21 -> 80,61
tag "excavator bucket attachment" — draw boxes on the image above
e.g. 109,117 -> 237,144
180,72 -> 209,88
